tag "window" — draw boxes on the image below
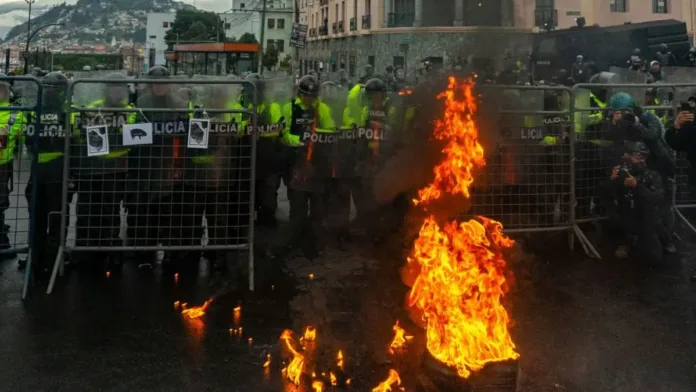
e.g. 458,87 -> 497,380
535,0 -> 553,7
240,2 -> 245,8
653,0 -> 667,13
224,23 -> 231,29
610,0 -> 627,12
267,39 -> 275,49
276,39 -> 285,52
368,55 -> 375,67
149,35 -> 156,39
267,18 -> 275,28
277,19 -> 285,29
162,21 -> 169,28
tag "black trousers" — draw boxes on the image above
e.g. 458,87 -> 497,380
0,163 -> 10,249
25,176 -> 71,268
324,178 -> 352,230
171,185 -> 232,247
75,173 -> 127,248
287,189 -> 325,250
126,191 -> 170,248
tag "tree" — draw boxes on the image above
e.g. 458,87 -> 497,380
164,9 -> 226,44
278,54 -> 292,71
237,33 -> 258,44
262,43 -> 279,70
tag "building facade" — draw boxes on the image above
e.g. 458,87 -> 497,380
296,0 -> 695,81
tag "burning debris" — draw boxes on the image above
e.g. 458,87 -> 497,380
406,77 -> 519,379
372,369 -> 402,391
388,320 -> 414,354
181,299 -> 213,319
304,326 -> 317,341
280,329 -> 305,385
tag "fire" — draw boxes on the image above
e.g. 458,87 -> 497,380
181,299 -> 212,319
415,77 -> 485,204
388,320 -> 413,353
407,77 -> 518,378
330,372 -> 337,385
311,380 -> 324,391
372,369 -> 401,392
304,326 -> 316,341
280,330 -> 305,385
336,350 -> 344,369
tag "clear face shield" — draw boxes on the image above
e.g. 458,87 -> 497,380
106,85 -> 128,105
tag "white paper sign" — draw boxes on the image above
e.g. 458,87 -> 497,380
123,123 -> 153,146
187,118 -> 209,149
86,125 -> 109,157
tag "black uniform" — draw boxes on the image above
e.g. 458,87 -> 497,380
25,72 -> 74,273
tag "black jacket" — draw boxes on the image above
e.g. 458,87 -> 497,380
665,121 -> 696,182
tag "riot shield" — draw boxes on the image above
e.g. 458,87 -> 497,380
662,66 -> 696,103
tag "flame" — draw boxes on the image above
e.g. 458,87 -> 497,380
407,77 -> 518,378
263,354 -> 271,368
174,272 -> 179,283
303,326 -> 316,341
372,369 -> 401,392
336,350 -> 344,369
311,381 -> 324,391
398,88 -> 413,96
105,271 -> 110,278
181,299 -> 212,319
330,372 -> 337,386
280,330 -> 305,385
415,77 -> 485,204
233,306 -> 242,325
388,320 -> 414,353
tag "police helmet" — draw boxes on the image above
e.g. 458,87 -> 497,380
632,48 -> 641,55
626,141 -> 650,155
690,47 -> 696,54
246,73 -> 262,81
43,71 -> 68,87
608,92 -> 635,111
106,72 -> 127,80
364,78 -> 386,93
660,43 -> 668,51
147,65 -> 169,78
297,75 -> 319,97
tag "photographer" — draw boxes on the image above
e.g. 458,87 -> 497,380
601,142 -> 666,263
608,92 -> 677,255
665,97 -> 696,198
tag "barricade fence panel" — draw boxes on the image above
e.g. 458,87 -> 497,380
62,79 -> 257,255
673,82 -> 696,211
472,85 -> 573,232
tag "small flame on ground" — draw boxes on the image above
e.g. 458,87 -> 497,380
174,301 -> 180,310
330,372 -> 337,386
105,271 -> 110,278
174,272 -> 179,283
248,337 -> 253,344
311,380 -> 324,391
407,76 -> 519,378
233,305 -> 242,325
336,350 -> 344,369
181,299 -> 212,319
309,273 -> 315,280
280,330 -> 305,385
388,320 -> 414,354
263,354 -> 271,368
372,369 -> 401,392
303,326 -> 316,341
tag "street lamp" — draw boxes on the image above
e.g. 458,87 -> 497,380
23,23 -> 64,74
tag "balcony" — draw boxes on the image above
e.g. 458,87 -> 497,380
319,0 -> 328,5
534,8 -> 557,30
361,15 -> 371,29
309,27 -> 317,37
388,12 -> 414,27
332,22 -> 337,34
338,20 -> 344,32
350,17 -> 357,31
319,25 -> 328,35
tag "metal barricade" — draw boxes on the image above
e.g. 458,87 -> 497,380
474,85 -> 575,240
47,78 -> 257,293
668,82 -> 696,234
571,82 -> 679,258
1,76 -> 42,299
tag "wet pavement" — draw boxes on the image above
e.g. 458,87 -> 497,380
1,216 -> 696,391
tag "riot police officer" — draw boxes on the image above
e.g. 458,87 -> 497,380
127,65 -> 188,266
72,72 -> 132,267
279,75 -> 336,259
0,74 -> 22,260
25,72 -> 75,276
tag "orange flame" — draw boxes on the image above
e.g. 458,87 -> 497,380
407,77 -> 518,378
371,369 -> 401,392
330,372 -> 337,386
388,320 -> 414,354
181,299 -> 212,319
280,330 -> 305,385
336,350 -> 344,369
415,77 -> 485,204
311,380 -> 324,391
303,326 -> 316,341
263,354 -> 271,368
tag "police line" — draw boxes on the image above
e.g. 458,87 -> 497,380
22,119 -> 389,141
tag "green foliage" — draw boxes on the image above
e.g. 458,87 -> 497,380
262,43 -> 279,70
237,33 -> 259,44
164,9 -> 226,44
278,54 -> 292,70
50,53 -> 121,71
